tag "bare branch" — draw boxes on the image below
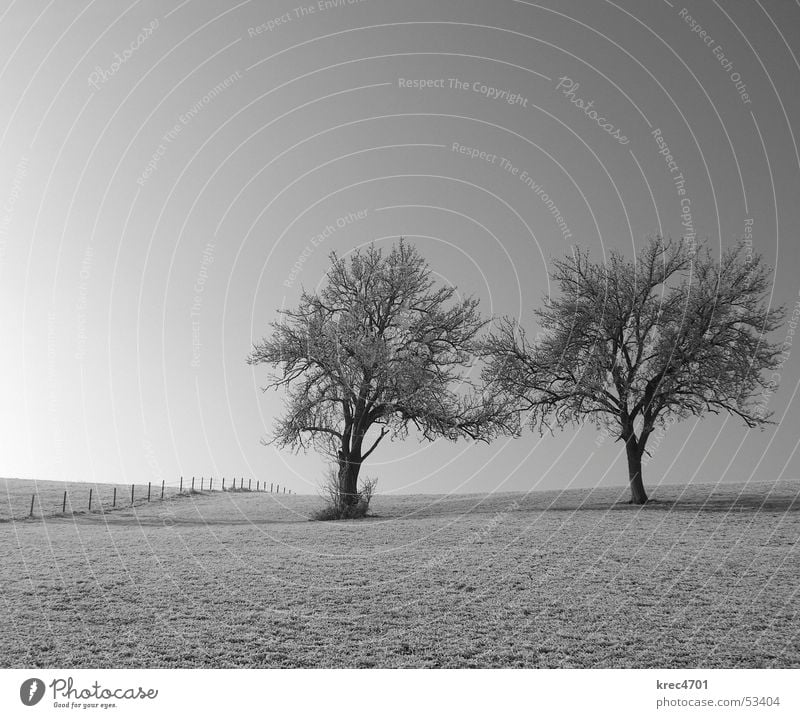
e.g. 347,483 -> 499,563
248,239 -> 503,473
482,236 -> 785,457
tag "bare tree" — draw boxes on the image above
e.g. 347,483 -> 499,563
482,237 -> 785,504
248,240 -> 499,511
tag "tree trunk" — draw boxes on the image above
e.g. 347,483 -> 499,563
625,436 -> 648,505
337,452 -> 362,507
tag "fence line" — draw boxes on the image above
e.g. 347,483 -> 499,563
15,476 -> 294,520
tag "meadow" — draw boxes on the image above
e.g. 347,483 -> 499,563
0,476 -> 268,521
1,478 -> 798,668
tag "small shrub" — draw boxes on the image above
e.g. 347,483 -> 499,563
311,467 -> 377,521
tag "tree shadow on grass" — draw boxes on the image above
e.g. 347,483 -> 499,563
14,485 -> 800,528
611,495 -> 800,512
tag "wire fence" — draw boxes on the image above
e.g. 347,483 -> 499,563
1,476 -> 294,522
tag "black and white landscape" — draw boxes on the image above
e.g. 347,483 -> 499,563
1,0 -> 799,671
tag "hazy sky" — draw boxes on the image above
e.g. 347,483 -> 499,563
1,0 -> 799,496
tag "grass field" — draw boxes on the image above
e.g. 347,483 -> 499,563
1,478 -> 798,668
0,476 -> 270,521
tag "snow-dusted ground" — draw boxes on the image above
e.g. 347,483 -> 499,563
1,479 -> 798,667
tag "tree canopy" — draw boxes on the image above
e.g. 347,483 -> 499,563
248,240 -> 499,509
482,237 -> 785,504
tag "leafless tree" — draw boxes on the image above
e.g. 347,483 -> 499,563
248,240 -> 500,509
482,237 -> 785,504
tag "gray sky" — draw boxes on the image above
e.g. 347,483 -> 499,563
1,0 -> 799,496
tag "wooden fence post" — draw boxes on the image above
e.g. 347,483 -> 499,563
131,484 -> 134,504
191,476 -> 195,491
180,476 -> 183,493
256,481 -> 259,492
210,477 -> 213,491
88,488 -> 93,511
233,477 -> 236,490
113,487 -> 116,507
249,479 -> 252,491
161,480 -> 165,499
29,493 -> 35,517
270,482 -> 273,493
63,490 -> 67,513
222,477 -> 225,491
201,477 -> 204,491
147,482 -> 151,502
283,486 -> 286,494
